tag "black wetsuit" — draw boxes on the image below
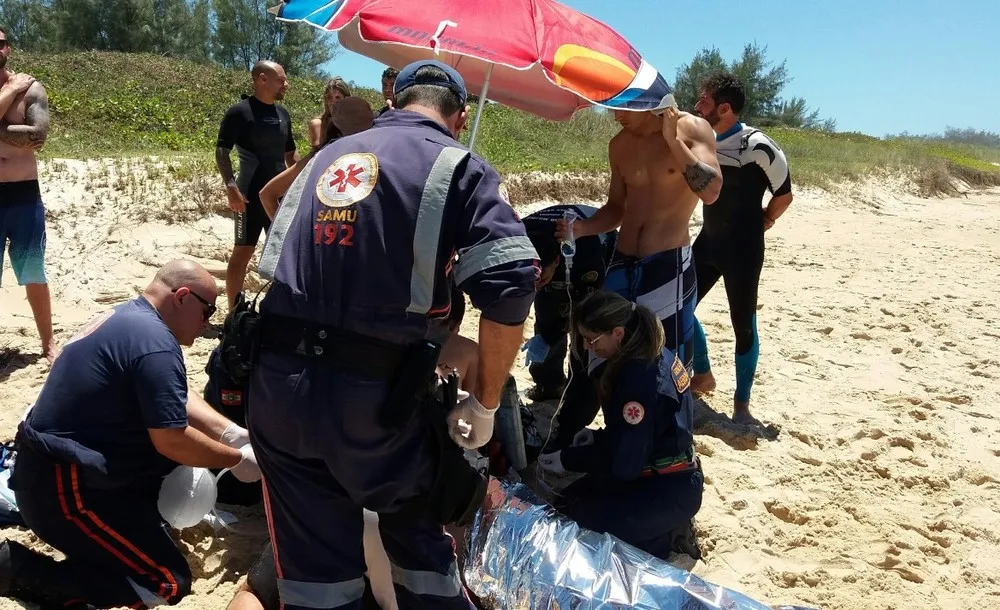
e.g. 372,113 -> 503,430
216,95 -> 296,247
691,122 -> 791,402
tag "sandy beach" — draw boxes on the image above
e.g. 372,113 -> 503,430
2,160 -> 999,610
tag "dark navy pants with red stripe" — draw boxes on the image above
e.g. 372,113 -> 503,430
10,448 -> 191,608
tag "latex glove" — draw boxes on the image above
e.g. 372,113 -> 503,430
538,451 -> 566,475
219,423 -> 249,449
571,428 -> 595,447
520,335 -> 550,367
447,392 -> 496,450
231,444 -> 262,483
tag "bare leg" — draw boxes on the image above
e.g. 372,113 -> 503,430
226,583 -> 264,610
690,372 -> 716,396
226,245 -> 255,311
25,283 -> 57,364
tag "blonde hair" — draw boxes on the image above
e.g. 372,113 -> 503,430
572,291 -> 664,405
319,77 -> 352,127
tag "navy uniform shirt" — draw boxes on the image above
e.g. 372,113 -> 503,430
561,350 -> 695,480
703,122 -> 792,238
14,297 -> 188,490
259,109 -> 538,346
522,204 -> 617,299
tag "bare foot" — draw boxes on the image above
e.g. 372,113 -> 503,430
732,400 -> 761,425
691,372 -> 716,395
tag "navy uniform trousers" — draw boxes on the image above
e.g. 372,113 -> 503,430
247,350 -> 474,610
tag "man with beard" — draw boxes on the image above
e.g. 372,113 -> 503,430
216,60 -> 298,311
690,72 -> 794,423
377,67 -> 399,117
556,96 -> 721,374
0,26 -> 57,363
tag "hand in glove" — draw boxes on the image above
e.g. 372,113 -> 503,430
231,444 -> 262,483
538,451 -> 566,475
219,423 -> 250,449
520,335 -> 550,367
447,391 -> 496,450
571,428 -> 595,447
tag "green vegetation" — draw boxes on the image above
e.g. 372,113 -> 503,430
11,51 -> 1000,196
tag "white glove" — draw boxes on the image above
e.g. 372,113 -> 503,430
231,444 -> 262,483
447,391 -> 496,450
220,423 -> 250,449
538,451 -> 566,475
571,428 -> 595,447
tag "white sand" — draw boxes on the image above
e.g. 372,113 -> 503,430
2,160 -> 999,610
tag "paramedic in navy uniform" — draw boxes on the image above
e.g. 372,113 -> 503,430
0,260 -> 261,609
247,60 -> 538,610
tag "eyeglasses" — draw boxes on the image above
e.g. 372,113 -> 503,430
173,288 -> 216,321
583,332 -> 607,347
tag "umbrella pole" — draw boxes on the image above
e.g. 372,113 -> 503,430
467,62 -> 494,153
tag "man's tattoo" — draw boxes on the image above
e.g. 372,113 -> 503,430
0,84 -> 49,148
215,146 -> 236,185
682,161 -> 718,193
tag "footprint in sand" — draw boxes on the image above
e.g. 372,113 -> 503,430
763,500 -> 810,526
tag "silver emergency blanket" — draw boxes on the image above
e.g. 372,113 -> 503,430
464,478 -> 817,610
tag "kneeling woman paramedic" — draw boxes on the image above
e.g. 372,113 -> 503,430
538,290 -> 704,558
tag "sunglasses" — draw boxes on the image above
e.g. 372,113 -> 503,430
173,288 -> 217,321
0,40 -> 8,50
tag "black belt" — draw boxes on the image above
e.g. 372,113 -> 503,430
257,315 -> 407,380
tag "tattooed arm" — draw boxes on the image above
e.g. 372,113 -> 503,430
0,81 -> 49,149
661,108 -> 722,204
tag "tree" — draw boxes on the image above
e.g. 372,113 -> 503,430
671,47 -> 726,112
673,42 -> 834,131
212,0 -> 335,77
0,0 -> 58,49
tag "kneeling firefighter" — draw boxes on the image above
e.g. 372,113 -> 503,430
240,60 -> 538,610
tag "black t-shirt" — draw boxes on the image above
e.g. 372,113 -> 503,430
216,96 -> 296,198
15,297 -> 188,490
703,122 -> 792,239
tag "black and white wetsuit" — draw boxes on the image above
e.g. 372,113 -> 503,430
691,122 -> 791,403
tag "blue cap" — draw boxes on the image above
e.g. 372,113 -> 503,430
393,60 -> 468,105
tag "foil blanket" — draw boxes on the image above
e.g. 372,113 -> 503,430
464,478 -> 817,610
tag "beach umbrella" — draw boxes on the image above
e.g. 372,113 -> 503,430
268,0 -> 674,150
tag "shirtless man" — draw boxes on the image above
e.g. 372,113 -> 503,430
0,28 -> 57,363
558,99 -> 721,372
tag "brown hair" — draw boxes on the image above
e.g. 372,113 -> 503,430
572,291 -> 664,405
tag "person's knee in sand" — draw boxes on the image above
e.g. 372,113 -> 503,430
215,60 -> 298,312
0,28 -> 57,363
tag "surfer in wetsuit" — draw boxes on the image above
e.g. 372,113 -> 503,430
690,72 -> 794,424
215,60 -> 298,311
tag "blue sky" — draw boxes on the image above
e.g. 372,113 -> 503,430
317,0 -> 999,137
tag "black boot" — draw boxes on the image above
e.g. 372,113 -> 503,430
0,539 -> 91,608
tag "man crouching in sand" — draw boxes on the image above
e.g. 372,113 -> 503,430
558,97 -> 721,373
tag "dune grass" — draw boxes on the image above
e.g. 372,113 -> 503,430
11,51 -> 999,196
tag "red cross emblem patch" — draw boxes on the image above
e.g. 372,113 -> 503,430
316,152 -> 379,208
623,401 -> 645,425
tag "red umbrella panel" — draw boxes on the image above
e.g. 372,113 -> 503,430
272,0 -> 676,143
